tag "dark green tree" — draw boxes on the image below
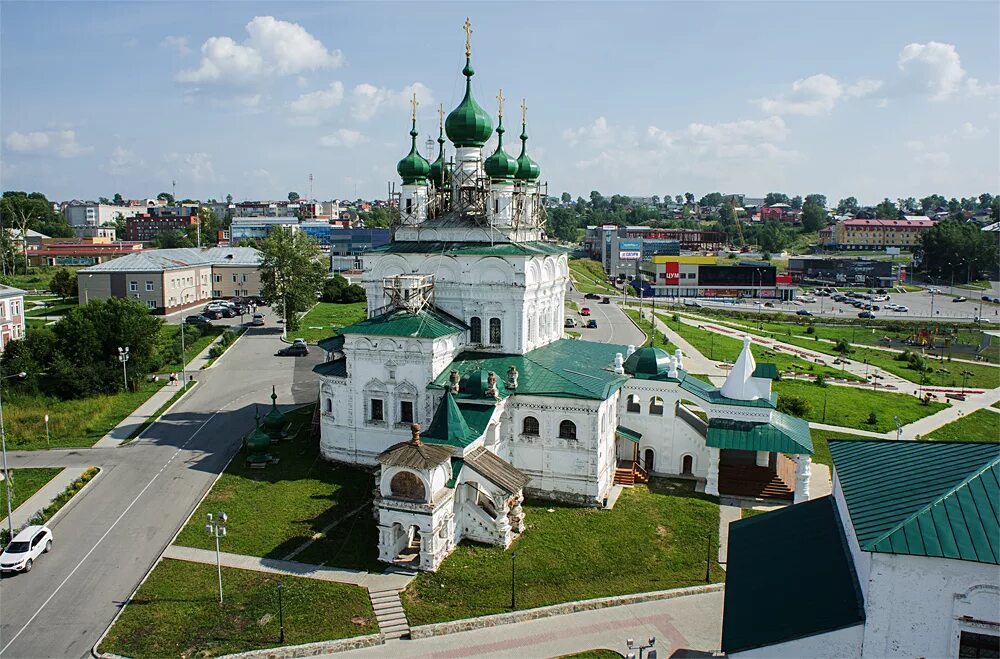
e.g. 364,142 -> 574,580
258,228 -> 327,331
288,191 -> 300,203
919,219 -> 998,283
800,201 -> 827,232
157,192 -> 175,205
920,194 -> 946,213
874,198 -> 898,219
560,192 -> 571,204
790,195 -> 803,210
112,193 -> 125,206
764,192 -> 790,206
836,197 -> 860,214
699,192 -> 724,207
804,194 -> 827,208
49,268 -> 77,301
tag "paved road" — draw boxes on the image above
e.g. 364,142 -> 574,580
565,288 -> 646,347
0,325 -> 322,658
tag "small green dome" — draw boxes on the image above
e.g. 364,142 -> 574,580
483,119 -> 519,182
459,370 -> 491,397
445,59 -> 493,148
263,385 -> 286,437
515,124 -> 540,181
246,407 -> 273,464
429,129 -> 450,188
623,347 -> 671,377
397,120 -> 431,185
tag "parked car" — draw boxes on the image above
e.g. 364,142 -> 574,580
896,306 -> 909,312
858,311 -> 876,319
0,525 -> 53,573
565,318 -> 578,328
796,309 -> 814,316
954,296 -> 967,302
983,296 -> 992,302
580,307 -> 591,316
251,313 -> 265,326
993,298 -> 1000,304
584,293 -> 601,300
600,297 -> 610,304
185,314 -> 213,326
292,338 -> 307,346
763,302 -> 775,308
683,299 -> 701,307
586,319 -> 598,328
276,344 -> 309,357
202,309 -> 223,320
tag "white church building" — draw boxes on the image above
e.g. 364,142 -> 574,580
315,22 -> 814,572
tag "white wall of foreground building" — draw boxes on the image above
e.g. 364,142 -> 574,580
730,623 -> 864,658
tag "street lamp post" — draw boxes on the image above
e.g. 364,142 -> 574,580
0,371 -> 28,544
626,636 -> 657,659
278,582 -> 285,643
118,346 -> 130,391
205,512 -> 228,603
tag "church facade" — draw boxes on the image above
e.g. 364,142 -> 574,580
316,21 -> 814,572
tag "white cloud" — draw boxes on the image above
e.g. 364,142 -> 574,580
563,116 -> 636,148
914,151 -> 951,167
350,82 -> 433,121
104,146 -> 144,175
4,129 -> 91,157
290,81 -> 344,114
897,41 -> 968,100
754,74 -> 882,116
165,151 -> 216,182
681,116 -> 789,145
160,35 -> 190,56
319,129 -> 367,148
177,16 -> 341,85
956,122 -> 988,140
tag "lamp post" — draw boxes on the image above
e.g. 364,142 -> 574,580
277,582 -> 285,643
118,346 -> 130,391
510,551 -> 517,609
626,636 -> 657,659
205,512 -> 228,603
0,371 -> 28,544
961,369 -> 973,394
178,284 -> 201,390
894,415 -> 902,441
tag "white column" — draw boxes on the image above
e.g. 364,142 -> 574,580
794,455 -> 812,504
705,447 -> 720,497
755,451 -> 770,467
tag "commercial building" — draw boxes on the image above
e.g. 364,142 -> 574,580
77,246 -> 262,313
298,220 -> 360,247
328,228 -> 392,271
638,256 -> 796,300
27,238 -> 144,267
72,225 -> 117,241
230,217 -> 299,242
787,257 -> 898,287
0,284 -> 26,352
584,225 -> 720,279
822,218 -> 935,250
125,213 -> 199,242
62,201 -> 145,228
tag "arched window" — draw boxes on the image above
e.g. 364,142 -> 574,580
324,397 -> 333,415
681,454 -> 694,475
470,316 -> 482,343
649,396 -> 664,415
522,416 -> 539,436
489,318 -> 502,345
390,471 -> 426,501
558,420 -> 577,440
626,394 -> 641,414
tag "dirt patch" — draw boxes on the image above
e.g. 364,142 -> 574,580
257,613 -> 273,626
351,616 -> 370,626
656,525 -> 672,541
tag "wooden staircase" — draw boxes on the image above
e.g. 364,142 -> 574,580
613,461 -> 649,486
719,464 -> 793,500
369,588 -> 410,640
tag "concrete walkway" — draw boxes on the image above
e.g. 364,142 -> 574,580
808,422 -> 890,438
162,544 -> 415,591
0,467 -> 86,531
332,589 -> 724,658
634,307 -> 727,376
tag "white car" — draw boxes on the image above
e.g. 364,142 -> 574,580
292,338 -> 307,346
0,525 -> 52,573
251,313 -> 265,326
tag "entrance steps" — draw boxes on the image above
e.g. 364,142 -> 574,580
719,464 -> 793,500
369,588 -> 410,640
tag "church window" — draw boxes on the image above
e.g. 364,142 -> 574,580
405,198 -> 413,214
522,416 -> 539,436
649,396 -> 664,415
400,400 -> 414,424
370,398 -> 384,422
470,316 -> 482,343
390,471 -> 425,501
559,420 -> 577,440
494,198 -> 499,214
324,398 -> 333,415
959,631 -> 998,658
489,317 -> 501,345
626,394 -> 641,413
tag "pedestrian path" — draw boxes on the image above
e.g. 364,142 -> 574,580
162,544 -> 415,591
0,466 -> 86,531
808,422 -> 889,439
632,307 -> 726,376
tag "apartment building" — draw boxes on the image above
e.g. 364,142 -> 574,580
62,201 -> 145,227
0,285 -> 26,352
125,213 -> 199,242
824,218 -> 936,250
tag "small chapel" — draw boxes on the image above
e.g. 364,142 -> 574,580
315,20 -> 814,572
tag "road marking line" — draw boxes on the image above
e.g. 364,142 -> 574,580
0,406 -> 228,656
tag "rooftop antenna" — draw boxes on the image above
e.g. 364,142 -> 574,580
309,173 -> 314,202
172,179 -> 176,205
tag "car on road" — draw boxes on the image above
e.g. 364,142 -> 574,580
185,314 -> 213,326
601,296 -> 610,304
763,302 -> 775,308
983,296 -> 992,302
799,296 -> 816,303
796,309 -> 814,316
292,338 -> 307,346
585,319 -> 598,328
895,305 -> 909,312
954,296 -> 967,302
565,318 -> 578,328
0,525 -> 53,574
276,344 -> 309,357
858,311 -> 876,319
683,299 -> 701,307
584,293 -> 601,300
251,313 -> 265,326
202,308 -> 223,320
580,307 -> 591,316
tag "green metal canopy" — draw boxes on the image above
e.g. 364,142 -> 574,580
422,391 -> 496,448
679,372 -> 777,409
616,426 -> 642,443
706,412 -> 813,455
340,307 -> 466,340
752,363 -> 779,380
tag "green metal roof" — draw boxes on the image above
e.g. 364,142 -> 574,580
340,307 -> 466,339
830,439 -> 1000,565
483,119 -> 519,181
318,335 -> 345,353
752,363 -> 778,380
430,339 -> 630,401
397,120 -> 431,185
313,360 -> 347,377
616,425 -> 642,443
678,372 -> 777,409
445,58 -> 493,148
622,346 -> 670,378
514,123 -> 540,182
722,496 -> 865,654
707,412 -> 813,455
446,458 -> 465,488
422,391 -> 497,448
374,241 -> 567,256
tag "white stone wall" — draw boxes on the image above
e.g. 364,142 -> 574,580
619,380 -> 711,477
399,183 -> 429,225
729,623 -> 864,658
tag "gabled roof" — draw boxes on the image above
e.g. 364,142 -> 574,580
707,412 -> 813,455
317,334 -> 345,353
720,336 -> 759,401
429,339 -> 630,401
374,241 -> 566,256
0,284 -> 26,298
378,440 -> 453,469
679,372 -> 777,409
464,447 -> 529,494
79,246 -> 261,272
830,439 -> 1000,564
422,391 -> 496,448
313,359 -> 347,378
722,496 -> 865,654
340,307 -> 466,339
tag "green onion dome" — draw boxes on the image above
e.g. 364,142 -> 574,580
515,123 -> 541,182
445,60 -> 494,148
428,127 -> 449,188
397,119 -> 431,185
263,385 -> 286,436
483,117 -> 519,181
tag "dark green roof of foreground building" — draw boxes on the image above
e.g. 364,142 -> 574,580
678,371 -> 778,408
339,308 -> 467,340
430,339 -> 630,401
422,391 -> 496,448
622,346 -> 671,378
706,412 -> 813,455
722,496 -> 865,654
830,439 -> 1000,564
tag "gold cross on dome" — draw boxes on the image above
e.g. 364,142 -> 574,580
496,88 -> 505,118
463,17 -> 472,57
521,99 -> 527,125
438,103 -> 444,130
410,92 -> 418,122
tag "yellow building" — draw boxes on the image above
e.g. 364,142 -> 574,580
832,218 -> 935,250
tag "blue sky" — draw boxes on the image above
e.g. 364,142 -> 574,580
2,1 -> 997,204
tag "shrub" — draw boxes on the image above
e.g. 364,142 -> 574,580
866,411 -> 878,425
815,374 -> 826,387
777,394 -> 810,417
805,325 -> 815,334
835,338 -> 851,354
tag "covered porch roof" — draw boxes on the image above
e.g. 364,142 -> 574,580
706,411 -> 813,455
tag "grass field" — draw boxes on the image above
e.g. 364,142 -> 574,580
772,380 -> 946,433
401,479 -> 723,626
0,468 -> 61,519
3,379 -> 168,450
623,309 -> 672,352
2,268 -> 81,293
174,406 -> 378,569
295,302 -> 367,343
156,324 -> 225,373
925,409 -> 1000,443
569,258 -> 617,295
99,559 -> 377,658
559,651 -> 623,659
24,299 -> 77,317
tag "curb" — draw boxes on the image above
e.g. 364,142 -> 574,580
200,327 -> 247,370
46,466 -> 103,529
121,381 -> 199,445
408,582 -> 725,640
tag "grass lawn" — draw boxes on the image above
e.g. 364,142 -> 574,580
808,428 -> 879,467
25,318 -> 50,332
295,302 -> 367,344
925,409 -> 1000,443
401,479 -> 723,626
3,379 -> 168,450
175,406 -> 379,569
156,324 -> 225,373
773,380 -> 946,434
741,508 -> 767,519
559,651 -> 623,659
623,309 -> 672,352
0,468 -> 61,518
24,299 -> 77,317
99,559 -> 377,658
3,268 -> 80,292
569,258 -> 617,296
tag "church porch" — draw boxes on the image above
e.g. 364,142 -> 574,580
613,426 -> 649,486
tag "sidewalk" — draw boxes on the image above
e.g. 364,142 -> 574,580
162,544 -> 415,592
92,333 -> 230,448
0,467 -> 86,531
635,307 -> 727,376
